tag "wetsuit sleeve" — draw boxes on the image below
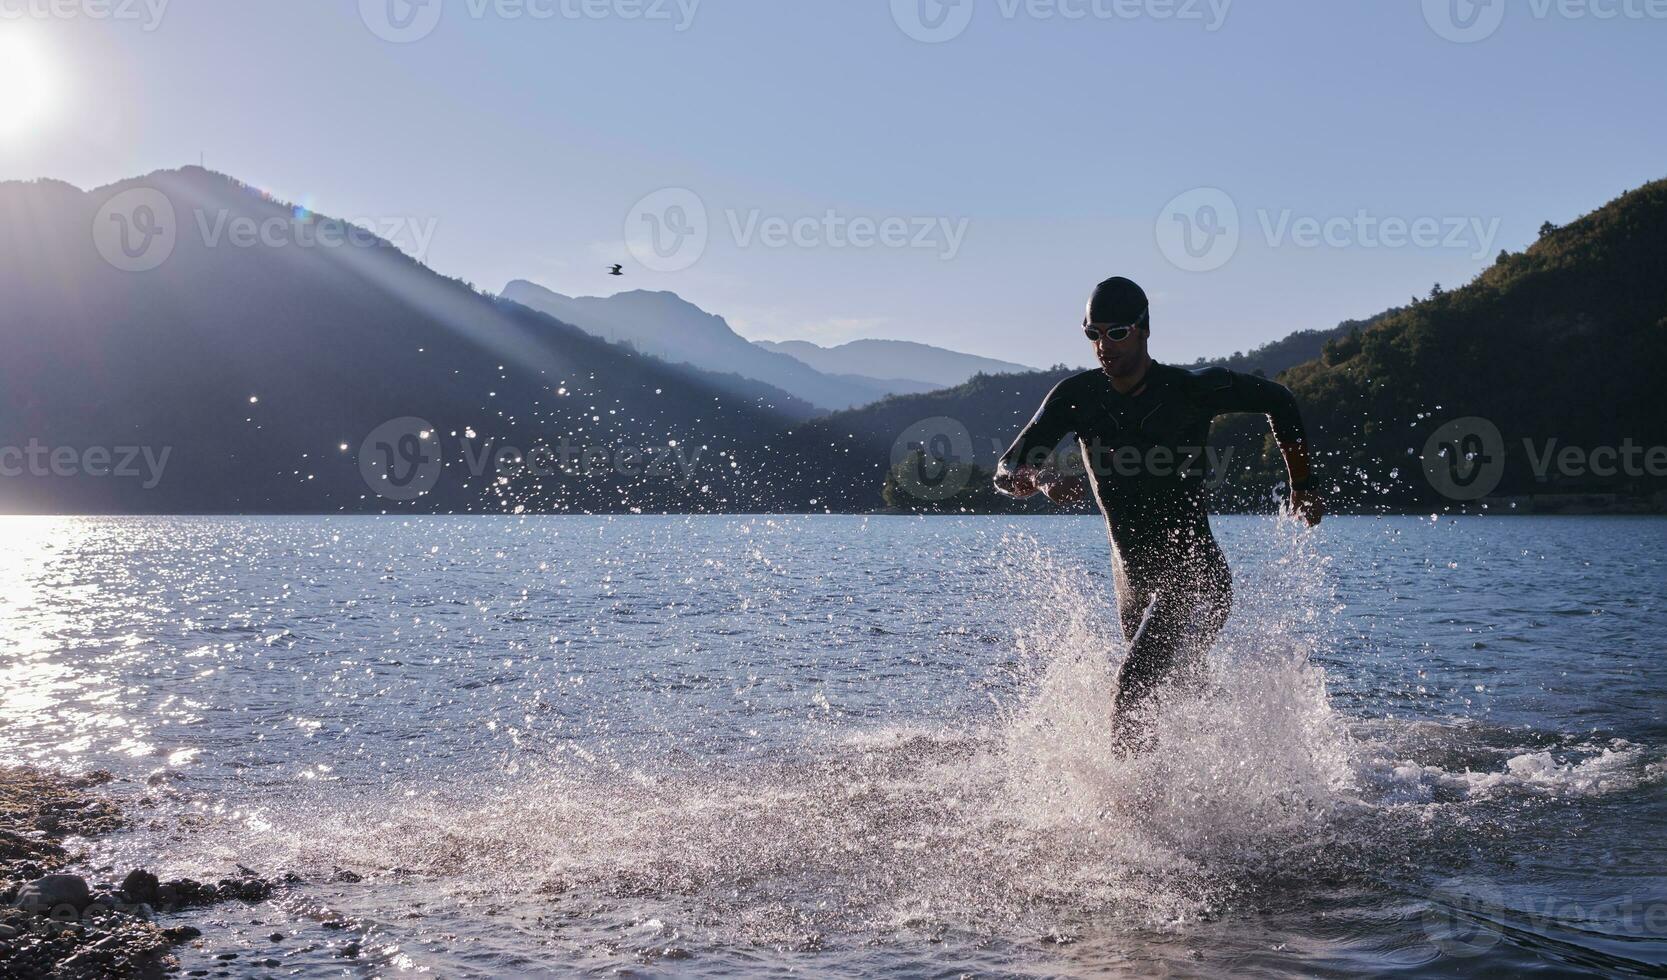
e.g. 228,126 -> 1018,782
1202,369 -> 1312,487
994,378 -> 1078,494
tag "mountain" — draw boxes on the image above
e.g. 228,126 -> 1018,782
1178,310 -> 1399,379
767,179 -> 1667,513
755,323 -> 1377,513
761,369 -> 1073,513
1277,178 -> 1667,511
9,169 -> 1662,516
500,282 -> 926,411
0,168 -> 808,514
756,339 -> 1035,389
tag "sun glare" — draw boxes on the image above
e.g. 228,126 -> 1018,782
0,32 -> 56,140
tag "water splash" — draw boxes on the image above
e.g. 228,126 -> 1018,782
216,518 -> 1372,956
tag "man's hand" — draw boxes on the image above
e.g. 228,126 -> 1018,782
993,465 -> 1041,499
1040,473 -> 1087,506
1288,487 -> 1324,526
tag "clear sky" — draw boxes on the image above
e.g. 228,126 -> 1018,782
2,0 -> 1664,368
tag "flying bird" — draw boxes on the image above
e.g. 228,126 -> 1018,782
607,264 -> 624,276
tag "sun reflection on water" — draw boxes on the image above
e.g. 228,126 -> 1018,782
0,517 -> 153,767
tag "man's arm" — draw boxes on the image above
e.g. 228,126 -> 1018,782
994,378 -> 1080,502
1201,369 -> 1322,525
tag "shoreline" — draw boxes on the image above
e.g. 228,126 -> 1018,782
0,765 -> 279,978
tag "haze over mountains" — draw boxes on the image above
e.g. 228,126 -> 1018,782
0,168 -> 804,514
3,167 -> 1663,515
502,281 -> 1028,412
756,339 -> 1034,389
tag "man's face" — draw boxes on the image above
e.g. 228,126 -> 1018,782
1094,325 -> 1148,379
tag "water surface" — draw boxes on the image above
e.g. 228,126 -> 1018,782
1,515 -> 1663,977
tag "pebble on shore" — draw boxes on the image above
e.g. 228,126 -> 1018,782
1,764 -> 283,979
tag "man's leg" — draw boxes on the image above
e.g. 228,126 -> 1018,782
1110,590 -> 1182,754
1110,567 -> 1233,753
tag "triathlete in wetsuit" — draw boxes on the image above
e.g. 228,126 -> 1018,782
994,277 -> 1322,751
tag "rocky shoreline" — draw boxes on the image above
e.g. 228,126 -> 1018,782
0,765 -> 283,978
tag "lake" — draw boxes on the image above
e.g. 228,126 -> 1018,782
1,514 -> 1663,977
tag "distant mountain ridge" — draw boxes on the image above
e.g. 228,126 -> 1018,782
767,178 -> 1667,513
0,168 -> 808,514
758,318 -> 1390,511
756,339 -> 1035,388
6,167 -> 1661,516
501,282 -> 932,411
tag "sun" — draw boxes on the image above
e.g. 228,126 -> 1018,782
0,31 -> 56,140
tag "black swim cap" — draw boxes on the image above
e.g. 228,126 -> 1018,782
1085,277 -> 1150,329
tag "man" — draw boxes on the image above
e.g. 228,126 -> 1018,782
994,276 -> 1322,751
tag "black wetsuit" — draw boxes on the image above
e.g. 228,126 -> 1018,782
996,362 -> 1308,745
